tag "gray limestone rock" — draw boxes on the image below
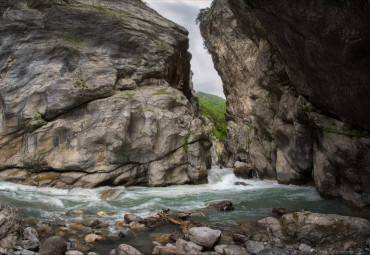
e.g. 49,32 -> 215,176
223,245 -> 248,255
188,227 -> 221,249
233,161 -> 250,179
152,245 -> 186,255
199,0 -> 370,208
245,240 -> 264,254
184,241 -> 203,252
115,244 -> 143,255
299,244 -> 311,253
0,201 -> 21,249
0,0 -> 212,188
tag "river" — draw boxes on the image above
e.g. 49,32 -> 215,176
0,166 -> 354,226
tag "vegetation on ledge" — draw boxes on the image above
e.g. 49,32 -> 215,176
197,91 -> 226,142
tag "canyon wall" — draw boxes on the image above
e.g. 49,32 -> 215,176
199,0 -> 370,208
0,0 -> 211,188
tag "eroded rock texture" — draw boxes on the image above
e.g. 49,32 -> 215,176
0,0 -> 211,188
0,200 -> 21,249
199,0 -> 370,208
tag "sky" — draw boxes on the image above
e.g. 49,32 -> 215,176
143,0 -> 225,98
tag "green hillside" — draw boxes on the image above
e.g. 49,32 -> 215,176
197,92 -> 226,142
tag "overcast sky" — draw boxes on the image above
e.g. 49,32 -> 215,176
143,0 -> 224,98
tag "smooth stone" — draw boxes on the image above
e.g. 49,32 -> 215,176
65,251 -> 84,255
188,227 -> 221,249
39,236 -> 67,255
184,241 -> 203,252
175,238 -> 187,250
124,213 -> 144,224
224,245 -> 248,255
299,243 -> 311,253
245,240 -> 265,254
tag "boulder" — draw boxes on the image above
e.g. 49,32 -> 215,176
110,244 -> 143,255
71,241 -> 90,253
0,201 -> 21,249
245,240 -> 264,254
124,214 -> 144,224
258,212 -> 370,247
81,218 -> 101,228
175,239 -> 187,250
214,244 -> 227,254
298,243 -> 311,253
21,227 -> 40,251
188,227 -> 221,249
233,161 -> 250,179
170,230 -> 185,241
184,241 -> 203,252
224,245 -> 248,255
39,236 -> 67,255
152,245 -> 186,255
205,201 -> 234,212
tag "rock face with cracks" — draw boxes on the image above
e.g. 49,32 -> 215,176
199,0 -> 370,209
0,0 -> 211,188
0,201 -> 21,249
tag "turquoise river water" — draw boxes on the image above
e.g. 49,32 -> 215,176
0,166 -> 355,225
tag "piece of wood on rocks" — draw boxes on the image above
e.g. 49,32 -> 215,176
157,212 -> 182,225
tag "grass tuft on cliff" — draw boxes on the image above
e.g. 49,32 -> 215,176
197,91 -> 226,142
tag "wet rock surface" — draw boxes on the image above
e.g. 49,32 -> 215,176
38,236 -> 67,255
0,0 -> 211,189
1,207 -> 369,255
0,201 -> 21,250
199,0 -> 370,209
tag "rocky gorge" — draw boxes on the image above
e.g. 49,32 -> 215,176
0,0 -> 370,254
199,0 -> 370,209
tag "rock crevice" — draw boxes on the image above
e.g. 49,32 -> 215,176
199,0 -> 370,208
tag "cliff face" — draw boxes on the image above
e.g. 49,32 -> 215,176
199,0 -> 370,208
0,0 -> 211,188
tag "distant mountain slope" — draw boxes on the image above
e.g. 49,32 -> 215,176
197,92 -> 226,142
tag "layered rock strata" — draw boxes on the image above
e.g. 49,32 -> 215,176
0,0 -> 211,188
199,0 -> 370,208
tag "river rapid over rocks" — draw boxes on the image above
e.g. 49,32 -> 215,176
2,167 -> 368,254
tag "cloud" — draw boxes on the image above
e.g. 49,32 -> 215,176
143,0 -> 224,98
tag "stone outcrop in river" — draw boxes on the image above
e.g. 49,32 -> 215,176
199,0 -> 370,208
0,0 -> 211,188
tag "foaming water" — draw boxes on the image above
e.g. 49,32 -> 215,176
0,166 -> 355,224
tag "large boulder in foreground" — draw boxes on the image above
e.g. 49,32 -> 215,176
0,0 -> 211,188
257,211 -> 370,249
0,201 -> 21,249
